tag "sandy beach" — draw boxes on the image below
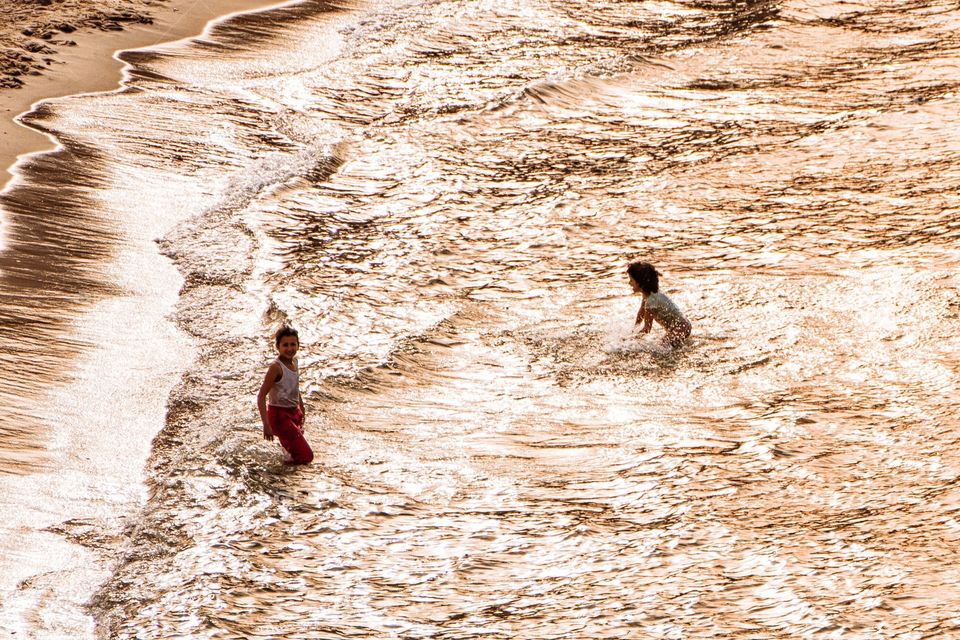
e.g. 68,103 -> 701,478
2,0 -> 959,636
0,0 -> 280,184
0,2 -> 290,636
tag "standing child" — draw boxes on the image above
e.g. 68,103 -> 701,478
628,261 -> 692,348
257,326 -> 314,465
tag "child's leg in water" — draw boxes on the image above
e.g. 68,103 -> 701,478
664,323 -> 692,349
266,405 -> 314,465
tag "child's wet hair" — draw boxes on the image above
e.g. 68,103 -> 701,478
274,325 -> 299,346
627,261 -> 660,294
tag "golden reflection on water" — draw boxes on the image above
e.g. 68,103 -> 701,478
2,0 -> 960,637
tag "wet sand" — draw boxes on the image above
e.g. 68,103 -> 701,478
0,0 -> 290,470
0,1 -> 291,635
0,0 -> 284,185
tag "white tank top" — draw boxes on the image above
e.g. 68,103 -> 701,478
645,292 -> 689,331
267,358 -> 300,408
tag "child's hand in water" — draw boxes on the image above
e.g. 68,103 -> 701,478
636,310 -> 652,333
635,297 -> 651,331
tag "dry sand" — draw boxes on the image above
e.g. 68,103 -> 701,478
0,0 -> 282,184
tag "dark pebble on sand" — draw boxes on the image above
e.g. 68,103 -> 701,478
24,42 -> 55,54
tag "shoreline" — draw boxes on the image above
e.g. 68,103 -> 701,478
0,0 -> 285,186
0,1 -> 294,637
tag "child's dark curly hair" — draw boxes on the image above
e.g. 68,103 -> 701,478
627,261 -> 660,294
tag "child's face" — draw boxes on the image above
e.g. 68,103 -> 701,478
628,275 -> 641,293
276,335 -> 299,359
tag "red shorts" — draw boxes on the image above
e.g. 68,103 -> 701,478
266,405 -> 313,465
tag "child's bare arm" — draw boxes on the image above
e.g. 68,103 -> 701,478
637,300 -> 654,333
641,311 -> 654,333
256,362 -> 281,441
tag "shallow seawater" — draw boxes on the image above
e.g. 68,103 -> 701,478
1,0 -> 960,637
